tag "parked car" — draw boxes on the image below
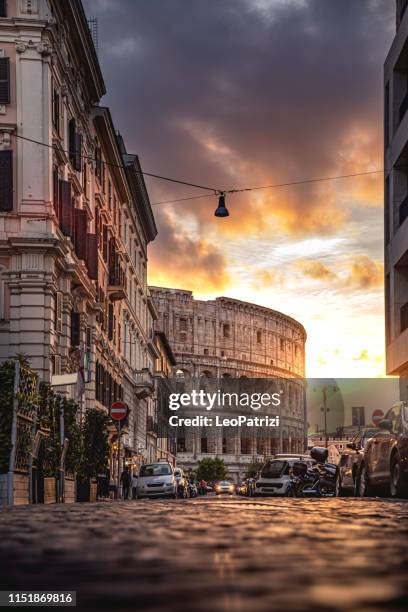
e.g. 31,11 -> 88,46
174,467 -> 189,498
355,403 -> 408,498
214,481 -> 235,495
335,428 -> 379,496
255,455 -> 314,496
136,462 -> 177,499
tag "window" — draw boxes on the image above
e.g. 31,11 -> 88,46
54,291 -> 63,333
0,56 -> 10,105
68,118 -> 82,172
351,406 -> 365,427
204,348 -> 209,355
95,145 -> 102,182
0,1 -> 6,17
280,338 -> 285,351
257,330 -> 262,344
108,180 -> 112,210
177,438 -> 186,453
52,85 -> 60,133
223,323 -> 230,338
201,437 -> 208,453
384,81 -> 390,148
70,311 -> 80,347
0,150 -> 13,211
179,318 -> 187,331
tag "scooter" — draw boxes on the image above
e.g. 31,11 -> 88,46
287,448 -> 337,497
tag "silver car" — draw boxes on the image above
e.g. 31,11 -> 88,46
255,456 -> 314,496
136,462 -> 177,499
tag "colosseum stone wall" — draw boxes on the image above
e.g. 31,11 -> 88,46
150,287 -> 307,481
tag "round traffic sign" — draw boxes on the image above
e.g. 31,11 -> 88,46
372,409 -> 384,426
110,401 -> 128,421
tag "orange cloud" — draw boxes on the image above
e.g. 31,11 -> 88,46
295,259 -> 337,281
251,268 -> 285,290
148,211 -> 231,294
345,255 -> 383,289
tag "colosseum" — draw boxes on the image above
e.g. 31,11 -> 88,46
150,287 -> 307,481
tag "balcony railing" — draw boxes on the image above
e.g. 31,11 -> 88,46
134,369 -> 155,399
107,265 -> 126,301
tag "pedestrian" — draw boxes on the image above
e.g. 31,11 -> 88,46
132,471 -> 138,500
120,466 -> 131,500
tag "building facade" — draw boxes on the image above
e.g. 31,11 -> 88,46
0,1 -> 158,480
385,0 -> 408,391
150,287 -> 307,481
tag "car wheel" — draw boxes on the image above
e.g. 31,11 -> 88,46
390,455 -> 407,498
355,463 -> 373,497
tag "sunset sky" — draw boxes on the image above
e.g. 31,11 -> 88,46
84,0 -> 395,377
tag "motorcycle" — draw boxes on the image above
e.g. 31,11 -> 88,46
188,482 -> 198,498
287,448 -> 337,497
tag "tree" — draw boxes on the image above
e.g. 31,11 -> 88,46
197,457 -> 228,481
78,408 -> 110,481
245,460 -> 263,478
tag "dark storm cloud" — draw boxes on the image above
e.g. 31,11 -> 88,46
83,0 -> 393,286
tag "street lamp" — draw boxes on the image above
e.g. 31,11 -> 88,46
214,192 -> 229,217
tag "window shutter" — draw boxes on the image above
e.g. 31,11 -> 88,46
108,236 -> 116,283
68,118 -> 76,165
102,224 -> 108,262
0,57 -> 10,105
86,233 -> 98,280
71,311 -> 81,347
0,150 -> 12,211
54,354 -> 62,376
108,303 -> 114,340
74,133 -> 82,172
55,291 -> 63,333
74,209 -> 88,260
52,169 -> 59,218
59,180 -> 73,237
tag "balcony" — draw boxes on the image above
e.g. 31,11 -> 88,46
107,266 -> 126,301
134,368 -> 155,399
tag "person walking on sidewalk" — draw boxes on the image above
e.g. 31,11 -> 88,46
120,467 -> 131,500
132,471 -> 138,500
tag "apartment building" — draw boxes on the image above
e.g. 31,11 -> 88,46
384,0 -> 408,391
0,1 -> 158,472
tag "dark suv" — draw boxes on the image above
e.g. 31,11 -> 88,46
355,402 -> 408,498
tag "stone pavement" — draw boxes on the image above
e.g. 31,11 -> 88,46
0,497 -> 408,612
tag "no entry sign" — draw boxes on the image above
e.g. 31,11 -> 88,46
110,401 -> 128,421
372,409 -> 384,426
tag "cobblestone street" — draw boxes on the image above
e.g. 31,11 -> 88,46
1,497 -> 408,612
